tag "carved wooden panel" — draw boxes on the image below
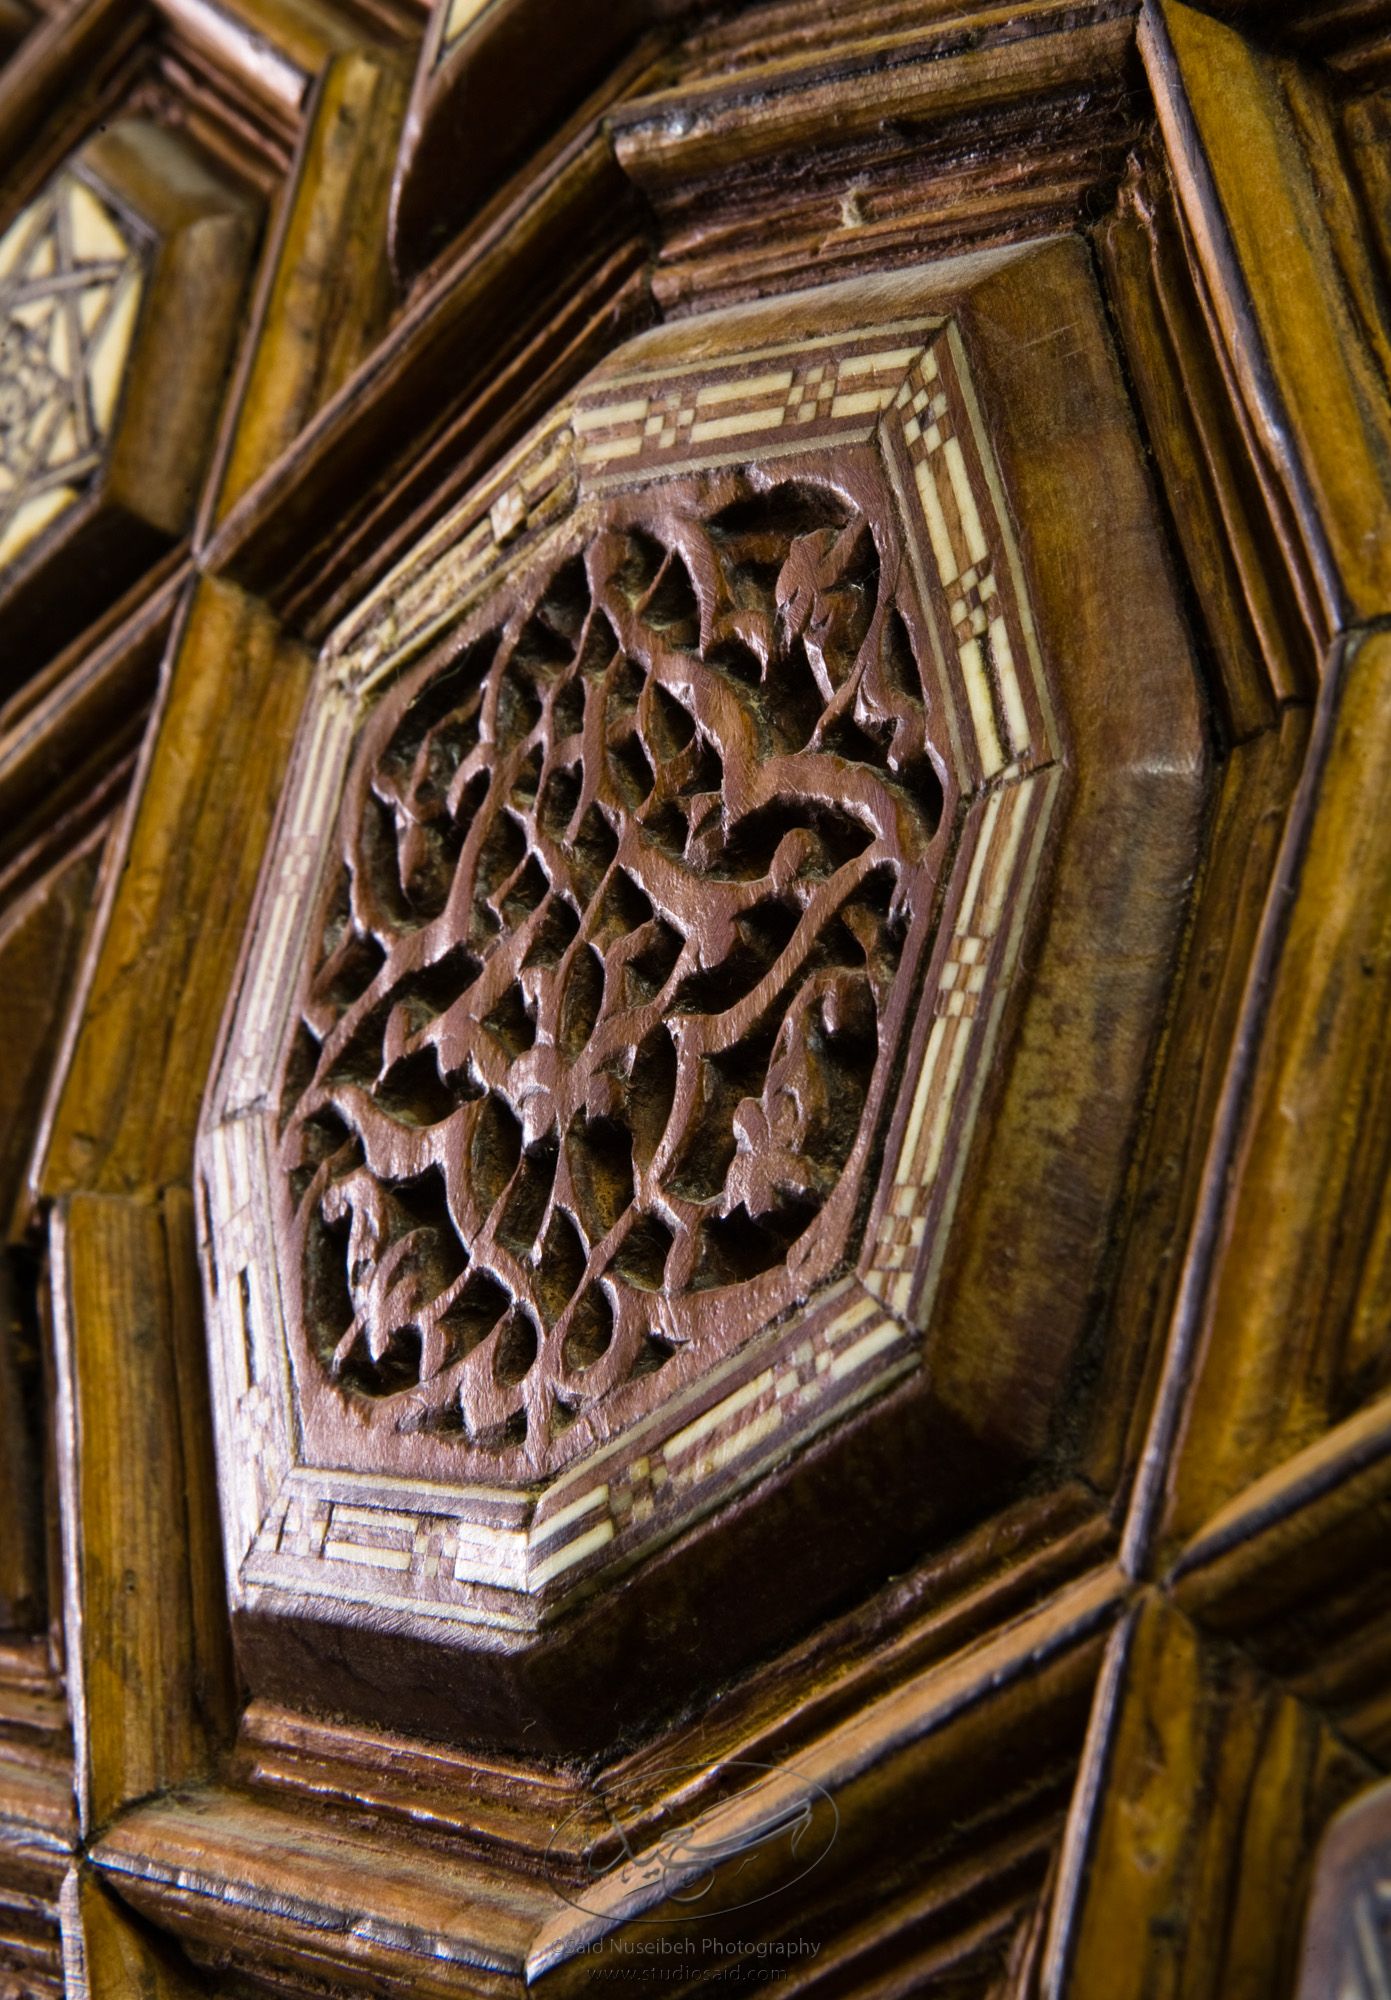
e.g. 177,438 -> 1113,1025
5,0 -> 1391,1995
197,240 -> 1204,1751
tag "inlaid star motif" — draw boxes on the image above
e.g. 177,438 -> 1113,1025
0,169 -> 145,573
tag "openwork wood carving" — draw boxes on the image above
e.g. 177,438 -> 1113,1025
14,0 -> 1391,1985
198,245 -> 1203,1749
283,477 -> 943,1467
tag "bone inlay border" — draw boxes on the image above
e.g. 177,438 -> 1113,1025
233,1280 -> 913,1630
199,282 -> 1061,1642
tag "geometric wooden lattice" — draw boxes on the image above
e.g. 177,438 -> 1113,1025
0,171 -> 144,574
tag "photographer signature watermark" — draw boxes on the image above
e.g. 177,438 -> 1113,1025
547,1759 -> 839,1925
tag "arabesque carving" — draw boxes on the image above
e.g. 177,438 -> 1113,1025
280,474 -> 945,1468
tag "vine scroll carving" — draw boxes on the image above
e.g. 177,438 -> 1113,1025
282,477 -> 945,1471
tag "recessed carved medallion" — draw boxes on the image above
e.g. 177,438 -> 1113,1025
282,477 -> 945,1470
199,244 -> 1205,1750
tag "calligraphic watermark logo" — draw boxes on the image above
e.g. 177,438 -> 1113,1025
547,1759 -> 839,1926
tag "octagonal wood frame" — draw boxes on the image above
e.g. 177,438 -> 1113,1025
195,235 -> 1205,1753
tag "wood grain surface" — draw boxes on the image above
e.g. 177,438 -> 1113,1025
0,1 -> 1387,1994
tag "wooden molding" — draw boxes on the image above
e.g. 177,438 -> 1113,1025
2,1 -> 1391,1991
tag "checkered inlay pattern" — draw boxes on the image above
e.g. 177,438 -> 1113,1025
330,419 -> 575,697
235,1281 -> 912,1624
933,931 -> 989,1020
572,333 -> 932,480
893,339 -> 1035,782
866,769 -> 1059,1317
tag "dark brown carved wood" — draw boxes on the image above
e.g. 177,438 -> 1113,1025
0,2 -> 1390,1996
286,473 -> 940,1446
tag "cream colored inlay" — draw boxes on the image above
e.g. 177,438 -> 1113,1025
0,168 -> 144,574
443,0 -> 493,51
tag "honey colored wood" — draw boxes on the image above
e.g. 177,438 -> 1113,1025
921,234 -> 1207,1466
232,1482 -> 1111,1858
1139,625 -> 1391,1560
1142,0 -> 1391,632
59,1868 -> 203,2000
204,73 -> 649,621
50,1191 -> 230,1834
1087,710 -> 1310,1501
2,0 -> 1391,1994
1050,1592 -> 1372,2000
0,837 -> 102,1232
1097,161 -> 1311,730
1172,1390 -> 1391,1762
35,580 -> 312,1201
206,45 -> 409,524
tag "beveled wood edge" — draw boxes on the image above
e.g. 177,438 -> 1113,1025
60,1863 -> 204,1998
85,1565 -> 1122,1991
1169,1384 -> 1391,1606
388,0 -> 671,285
48,1193 -> 225,1837
1128,617 -> 1391,1570
1120,618 -> 1350,1577
0,0 -> 149,192
232,1485 -> 1112,1860
150,0 -> 391,117
195,41 -> 411,538
607,1 -> 1141,191
1042,1585 -> 1377,1999
199,74 -> 648,603
0,815 -> 123,1249
1095,154 -> 1314,727
1141,0 -> 1391,634
23,578 -> 200,1218
0,547 -> 183,746
526,1566 -> 1117,1975
89,119 -> 261,540
196,6 -> 1143,620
